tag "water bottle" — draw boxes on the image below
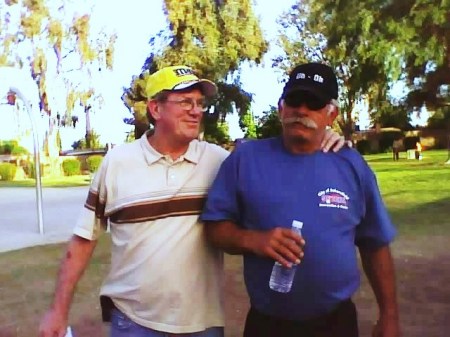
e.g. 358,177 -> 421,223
65,326 -> 74,337
269,220 -> 303,293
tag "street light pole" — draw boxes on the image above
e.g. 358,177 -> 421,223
11,86 -> 44,234
0,67 -> 44,234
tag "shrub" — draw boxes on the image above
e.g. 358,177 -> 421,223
355,140 -> 371,155
0,163 -> 17,181
404,136 -> 420,150
22,161 -> 44,179
0,140 -> 17,154
86,155 -> 103,173
62,159 -> 81,176
0,140 -> 29,156
11,145 -> 29,155
378,131 -> 403,153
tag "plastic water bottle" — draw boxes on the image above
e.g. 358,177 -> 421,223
269,220 -> 303,293
65,326 -> 74,337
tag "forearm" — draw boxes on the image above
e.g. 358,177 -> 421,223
205,220 -> 304,267
51,235 -> 97,316
359,245 -> 399,319
205,220 -> 252,255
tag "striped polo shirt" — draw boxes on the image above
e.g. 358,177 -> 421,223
73,132 -> 229,334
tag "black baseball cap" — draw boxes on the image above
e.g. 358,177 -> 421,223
281,63 -> 338,102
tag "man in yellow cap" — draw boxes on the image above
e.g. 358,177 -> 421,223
39,65 -> 347,337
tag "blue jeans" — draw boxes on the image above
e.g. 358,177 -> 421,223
110,308 -> 224,337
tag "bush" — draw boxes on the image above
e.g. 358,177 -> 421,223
22,161 -> 44,179
11,145 -> 29,155
378,131 -> 403,153
0,163 -> 17,181
0,140 -> 18,154
86,155 -> 103,173
404,136 -> 420,150
62,159 -> 81,176
0,140 -> 29,156
355,140 -> 371,155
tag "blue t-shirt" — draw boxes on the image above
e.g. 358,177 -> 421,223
201,137 -> 396,320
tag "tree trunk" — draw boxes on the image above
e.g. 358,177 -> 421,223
85,105 -> 91,149
337,107 -> 354,140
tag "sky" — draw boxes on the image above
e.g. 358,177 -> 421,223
6,0 -> 426,150
90,0 -> 297,142
0,0 -> 297,151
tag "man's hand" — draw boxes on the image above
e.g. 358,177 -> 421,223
205,221 -> 305,266
248,227 -> 305,267
321,128 -> 352,153
360,245 -> 400,337
37,236 -> 97,337
39,309 -> 67,337
372,316 -> 400,337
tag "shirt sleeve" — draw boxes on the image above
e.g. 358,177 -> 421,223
73,154 -> 109,240
200,149 -> 241,224
355,164 -> 397,249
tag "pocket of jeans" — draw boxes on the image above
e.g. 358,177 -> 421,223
111,309 -> 133,330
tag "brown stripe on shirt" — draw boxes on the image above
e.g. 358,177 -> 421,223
110,196 -> 207,224
85,189 -> 106,219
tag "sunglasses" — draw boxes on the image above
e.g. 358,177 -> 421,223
284,92 -> 328,111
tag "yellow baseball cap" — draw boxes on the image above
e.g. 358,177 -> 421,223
146,65 -> 217,99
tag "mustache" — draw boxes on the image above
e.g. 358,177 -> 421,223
282,117 -> 318,129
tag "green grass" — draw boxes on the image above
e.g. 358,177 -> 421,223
0,237 -> 111,337
365,149 -> 450,235
0,175 -> 91,187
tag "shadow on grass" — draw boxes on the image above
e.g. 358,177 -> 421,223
388,197 -> 450,235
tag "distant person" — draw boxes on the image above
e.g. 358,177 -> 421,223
415,141 -> 422,160
392,136 -> 403,161
202,62 -> 400,337
39,65 -> 348,337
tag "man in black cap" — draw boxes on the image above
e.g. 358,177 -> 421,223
201,63 -> 400,337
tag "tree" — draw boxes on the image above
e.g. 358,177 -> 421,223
308,0 -> 450,151
256,105 -> 282,139
427,106 -> 450,130
273,1 -> 389,139
0,0 -> 116,151
239,110 -> 257,139
121,0 -> 268,140
370,103 -> 413,130
204,120 -> 231,145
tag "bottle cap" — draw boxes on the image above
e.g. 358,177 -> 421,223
292,220 -> 303,229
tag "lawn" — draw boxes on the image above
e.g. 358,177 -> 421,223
0,175 -> 91,188
366,149 -> 450,235
0,149 -> 449,337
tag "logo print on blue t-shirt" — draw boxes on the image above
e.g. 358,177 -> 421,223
318,188 -> 349,210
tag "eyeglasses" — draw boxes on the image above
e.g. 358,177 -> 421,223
284,92 -> 328,111
162,98 -> 210,112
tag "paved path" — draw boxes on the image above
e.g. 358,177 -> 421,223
0,186 -> 89,253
